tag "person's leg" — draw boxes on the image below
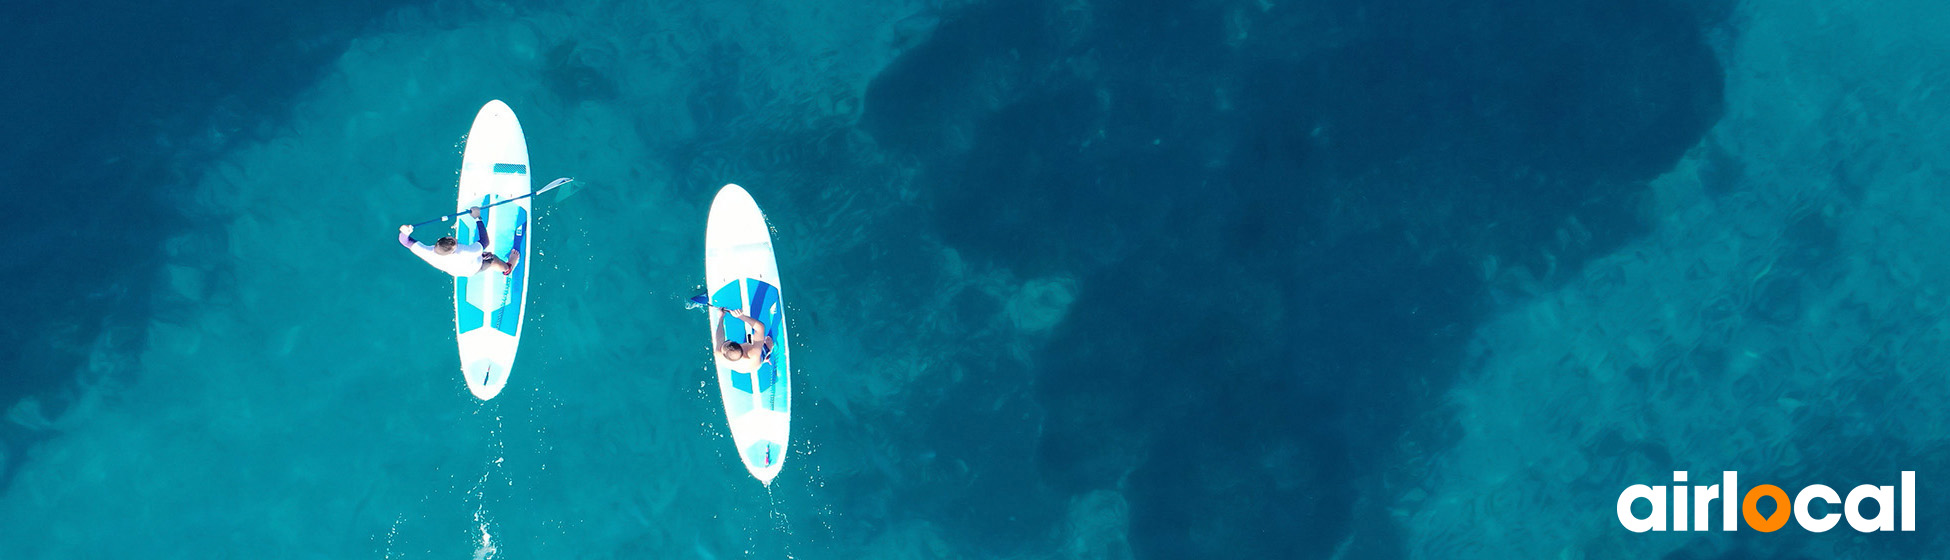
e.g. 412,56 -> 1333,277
480,252 -> 514,275
502,217 -> 523,275
474,215 -> 492,252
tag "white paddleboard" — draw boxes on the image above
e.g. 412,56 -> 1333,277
705,184 -> 792,484
453,100 -> 532,401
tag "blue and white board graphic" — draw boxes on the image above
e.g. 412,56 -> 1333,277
706,184 -> 792,484
454,100 -> 531,400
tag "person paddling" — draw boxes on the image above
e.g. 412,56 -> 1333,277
398,206 -> 520,276
714,307 -> 774,369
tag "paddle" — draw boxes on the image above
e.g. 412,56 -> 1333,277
686,294 -> 719,311
410,177 -> 574,228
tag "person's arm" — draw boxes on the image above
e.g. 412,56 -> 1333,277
728,308 -> 767,337
468,206 -> 490,251
729,309 -> 772,358
712,309 -> 730,350
399,225 -> 420,248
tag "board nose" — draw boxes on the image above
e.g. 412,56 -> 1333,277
479,99 -> 512,117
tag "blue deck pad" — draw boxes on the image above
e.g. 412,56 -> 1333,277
456,275 -> 484,332
491,206 -> 527,336
453,198 -> 489,334
491,163 -> 527,174
711,279 -> 784,396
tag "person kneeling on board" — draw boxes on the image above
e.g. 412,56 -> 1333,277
714,307 -> 774,369
397,206 -> 521,276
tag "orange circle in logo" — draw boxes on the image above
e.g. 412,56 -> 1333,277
1743,484 -> 1792,532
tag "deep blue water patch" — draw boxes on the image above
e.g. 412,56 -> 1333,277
862,0 -> 1725,557
0,0 -> 432,493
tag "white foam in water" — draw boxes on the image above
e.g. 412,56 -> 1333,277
471,502 -> 497,560
1400,1 -> 1950,558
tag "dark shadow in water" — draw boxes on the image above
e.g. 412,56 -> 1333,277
0,0 -> 431,493
544,40 -> 622,104
862,0 -> 1725,556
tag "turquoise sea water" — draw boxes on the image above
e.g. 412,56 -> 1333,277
5,0 -> 1950,558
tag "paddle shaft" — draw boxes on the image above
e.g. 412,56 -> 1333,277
409,177 -> 572,228
412,191 -> 533,228
689,294 -> 734,312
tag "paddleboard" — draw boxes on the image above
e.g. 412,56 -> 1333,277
453,100 -> 532,400
705,184 -> 792,484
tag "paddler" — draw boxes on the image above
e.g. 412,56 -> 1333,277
714,307 -> 775,369
398,206 -> 521,276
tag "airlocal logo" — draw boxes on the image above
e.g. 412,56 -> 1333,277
1618,471 -> 1915,533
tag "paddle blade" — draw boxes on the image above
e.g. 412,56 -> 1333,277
685,294 -> 711,310
539,177 -> 573,194
541,177 -> 586,203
